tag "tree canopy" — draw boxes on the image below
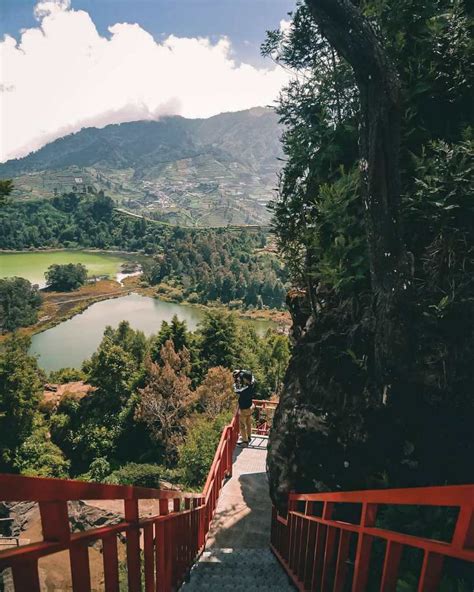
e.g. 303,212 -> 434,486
45,263 -> 88,291
266,0 -> 474,504
0,277 -> 42,333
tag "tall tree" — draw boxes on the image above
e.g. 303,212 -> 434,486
0,180 -> 14,206
0,277 -> 42,333
305,0 -> 411,403
197,311 -> 239,370
0,336 -> 43,470
135,341 -> 195,459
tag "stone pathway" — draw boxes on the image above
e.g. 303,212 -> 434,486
180,436 -> 294,591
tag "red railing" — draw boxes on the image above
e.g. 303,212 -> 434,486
252,398 -> 278,436
271,485 -> 474,591
0,411 -> 240,592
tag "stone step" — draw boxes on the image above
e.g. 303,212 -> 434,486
179,548 -> 295,591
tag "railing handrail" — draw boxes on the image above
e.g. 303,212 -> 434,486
289,483 -> 474,506
0,408 -> 242,591
0,473 -> 200,502
252,398 -> 278,408
0,410 -> 240,504
271,482 -> 474,591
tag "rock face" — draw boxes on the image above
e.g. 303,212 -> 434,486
267,289 -> 384,512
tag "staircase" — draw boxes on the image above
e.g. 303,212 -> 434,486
181,549 -> 294,591
0,405 -> 472,591
181,435 -> 294,591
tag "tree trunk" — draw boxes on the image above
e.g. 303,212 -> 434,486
306,0 -> 411,403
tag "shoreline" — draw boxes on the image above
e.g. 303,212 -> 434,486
0,277 -> 290,345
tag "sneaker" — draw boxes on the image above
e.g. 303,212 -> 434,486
237,441 -> 249,448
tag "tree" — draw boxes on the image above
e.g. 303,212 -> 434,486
196,367 -> 235,417
305,0 -> 411,403
0,335 -> 44,470
265,0 -> 474,512
0,180 -> 14,206
102,321 -> 147,368
150,316 -> 190,360
135,341 -> 195,460
87,337 -> 135,410
268,334 -> 291,395
45,263 -> 88,291
197,311 -> 239,370
0,277 -> 42,333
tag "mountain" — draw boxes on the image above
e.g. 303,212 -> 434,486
1,108 -> 283,227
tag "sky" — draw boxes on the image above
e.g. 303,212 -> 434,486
0,0 -> 294,162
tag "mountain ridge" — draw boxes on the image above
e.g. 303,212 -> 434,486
1,108 -> 283,227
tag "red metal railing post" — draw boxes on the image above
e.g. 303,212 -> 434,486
125,499 -> 141,592
418,552 -> 444,592
380,540 -> 403,592
452,505 -> 474,551
143,522 -> 155,592
155,519 -> 167,592
12,560 -> 41,592
102,534 -> 120,592
352,502 -> 378,592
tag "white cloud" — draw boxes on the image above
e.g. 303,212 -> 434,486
0,1 -> 290,162
34,0 -> 71,20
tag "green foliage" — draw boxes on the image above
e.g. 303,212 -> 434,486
0,335 -> 44,470
263,2 -> 473,586
105,463 -> 175,488
0,179 -> 14,206
48,367 -> 87,384
0,277 -> 42,333
150,315 -> 190,360
197,310 -> 239,371
86,337 -> 136,409
0,193 -> 287,307
14,416 -> 70,478
178,413 -> 232,487
45,262 -> 88,291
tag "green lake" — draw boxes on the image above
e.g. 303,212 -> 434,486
0,250 -> 128,288
29,293 -> 272,371
1,250 -> 273,371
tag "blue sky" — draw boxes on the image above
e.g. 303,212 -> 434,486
0,0 -> 295,65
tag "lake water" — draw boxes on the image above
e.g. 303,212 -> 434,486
29,293 -> 272,371
0,251 -> 128,288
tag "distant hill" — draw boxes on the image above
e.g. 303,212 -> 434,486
1,108 -> 283,227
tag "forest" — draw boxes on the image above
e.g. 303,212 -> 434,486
0,311 -> 289,488
0,193 -> 287,309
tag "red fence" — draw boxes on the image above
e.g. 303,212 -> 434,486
0,411 -> 240,592
252,399 -> 278,436
271,485 -> 474,591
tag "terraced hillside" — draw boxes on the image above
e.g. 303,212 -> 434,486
0,108 -> 283,227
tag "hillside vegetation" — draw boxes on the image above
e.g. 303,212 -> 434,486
0,108 -> 282,227
0,191 -> 287,311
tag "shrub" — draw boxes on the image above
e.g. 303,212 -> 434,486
15,420 -> 70,478
48,367 -> 86,383
45,263 -> 88,291
105,463 -> 171,488
178,412 -> 231,487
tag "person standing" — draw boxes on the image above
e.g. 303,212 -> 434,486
233,370 -> 255,447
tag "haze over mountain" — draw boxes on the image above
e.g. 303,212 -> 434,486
1,108 -> 283,227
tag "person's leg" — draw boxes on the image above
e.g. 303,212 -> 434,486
245,409 -> 252,443
239,410 -> 247,442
